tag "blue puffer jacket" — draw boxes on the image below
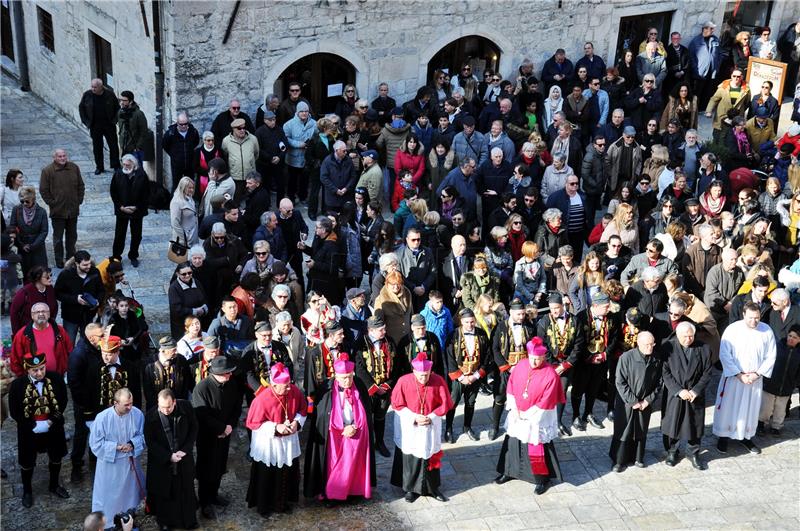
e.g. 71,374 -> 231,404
283,111 -> 317,168
420,301 -> 454,350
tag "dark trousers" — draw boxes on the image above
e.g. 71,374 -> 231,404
51,217 -> 78,264
446,380 -> 479,429
196,437 -> 230,506
287,166 -> 308,203
665,436 -> 700,457
693,72 -> 716,111
556,373 -> 572,424
566,231 -> 585,262
613,438 -> 645,465
583,194 -> 603,228
606,356 -> 619,415
90,124 -> 120,171
112,215 -> 143,260
169,161 -> 193,192
70,404 -> 89,466
369,392 -> 391,444
572,362 -> 606,420
307,171 -> 323,217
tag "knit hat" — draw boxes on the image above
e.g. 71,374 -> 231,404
270,362 -> 291,384
411,352 -> 433,372
334,353 -> 355,374
296,101 -> 310,113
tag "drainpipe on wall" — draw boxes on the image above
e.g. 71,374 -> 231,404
152,0 -> 165,186
11,0 -> 30,91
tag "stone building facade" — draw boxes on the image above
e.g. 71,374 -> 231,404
3,0 -> 798,173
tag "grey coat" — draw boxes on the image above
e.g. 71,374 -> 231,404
620,252 -> 678,287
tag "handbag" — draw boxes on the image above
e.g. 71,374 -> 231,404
167,231 -> 190,264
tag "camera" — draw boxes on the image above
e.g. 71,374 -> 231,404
113,508 -> 136,530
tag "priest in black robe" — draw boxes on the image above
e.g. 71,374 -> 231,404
191,356 -> 242,519
144,388 -> 199,529
660,321 -> 713,470
609,331 -> 662,471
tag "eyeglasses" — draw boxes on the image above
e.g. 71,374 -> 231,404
255,251 -> 268,256
358,106 -> 367,109
289,89 -> 301,93
639,180 -> 650,185
512,221 -> 522,225
230,106 -> 240,110
762,85 -> 770,89
492,77 -> 501,82
731,74 -> 742,78
567,182 -> 579,186
179,271 -> 193,276
646,248 -> 658,253
346,89 -> 355,93
463,67 -> 471,71
234,126 -> 245,130
591,82 -> 600,86
595,142 -> 606,147
440,194 -> 449,199
649,32 -> 657,36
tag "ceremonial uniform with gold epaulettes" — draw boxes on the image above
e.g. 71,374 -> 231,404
83,355 -> 142,420
304,341 -> 341,406
354,334 -> 410,452
571,309 -> 621,427
239,340 -> 294,404
444,327 -> 491,438
537,310 -> 585,428
8,359 -> 69,505
396,331 -> 445,379
142,355 -> 194,411
490,318 -> 536,438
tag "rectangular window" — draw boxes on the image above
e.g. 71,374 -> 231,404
37,6 -> 54,52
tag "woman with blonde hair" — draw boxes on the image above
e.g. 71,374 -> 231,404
513,241 -> 546,304
731,31 -> 752,74
473,293 -> 503,339
504,212 -> 528,262
170,176 -> 199,247
374,270 -> 412,345
8,186 -> 48,276
654,220 -> 688,262
335,83 -> 359,122
601,202 -> 639,253
568,251 -> 605,314
402,197 -> 428,236
737,262 -> 777,295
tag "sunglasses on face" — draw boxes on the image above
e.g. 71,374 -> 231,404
595,142 -> 606,147
644,79 -> 654,83
492,78 -> 501,82
731,74 -> 742,78
255,251 -> 268,256
289,89 -> 301,93
230,106 -> 240,110
234,126 -> 245,130
179,271 -> 192,276
567,182 -> 579,186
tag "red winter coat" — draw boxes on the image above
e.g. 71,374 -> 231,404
393,149 -> 426,210
776,132 -> 800,157
10,321 -> 72,376
9,283 -> 59,335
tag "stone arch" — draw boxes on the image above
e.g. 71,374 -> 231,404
263,39 -> 370,109
418,26 -> 515,86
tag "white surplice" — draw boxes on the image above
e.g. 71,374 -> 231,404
713,321 -> 776,439
393,408 -> 443,460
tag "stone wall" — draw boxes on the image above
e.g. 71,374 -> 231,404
169,0 -> 728,132
19,0 -> 156,127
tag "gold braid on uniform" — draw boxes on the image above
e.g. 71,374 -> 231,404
153,360 -> 176,390
364,341 -> 389,384
23,378 -> 59,419
254,348 -> 274,388
458,333 -> 480,374
100,366 -> 128,407
547,317 -> 576,360
622,323 -> 639,352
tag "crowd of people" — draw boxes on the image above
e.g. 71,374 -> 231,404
2,19 -> 800,531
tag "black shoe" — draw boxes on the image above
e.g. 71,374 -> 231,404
494,474 -> 513,485
740,439 -> 761,454
572,418 -> 586,432
56,260 -> 65,269
559,423 -> 573,437
612,464 -> 624,473
716,438 -> 728,454
488,428 -> 499,441
634,461 -> 645,468
376,441 -> 391,458
665,452 -> 678,467
534,481 -> 549,495
444,429 -> 456,444
587,415 -> 605,429
606,411 -> 615,422
1,468 -> 7,479
201,505 -> 217,519
94,168 -> 104,175
479,383 -> 492,396
130,258 -> 140,268
770,427 -> 781,436
404,491 -> 419,503
431,488 -> 449,502
70,466 -> 83,483
465,428 -> 479,441
688,454 -> 706,471
757,421 -> 766,436
49,485 -> 70,499
22,491 -> 33,508
213,494 -> 230,506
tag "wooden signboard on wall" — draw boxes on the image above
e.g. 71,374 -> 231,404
746,57 -> 788,100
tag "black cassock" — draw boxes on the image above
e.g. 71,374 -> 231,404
144,399 -> 199,528
609,348 -> 662,465
495,437 -> 561,486
303,378 -> 376,498
660,339 -> 713,441
191,373 -> 243,506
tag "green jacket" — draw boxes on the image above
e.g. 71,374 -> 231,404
460,271 -> 500,311
117,102 -> 148,153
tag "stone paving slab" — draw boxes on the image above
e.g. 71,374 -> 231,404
3,73 -> 800,530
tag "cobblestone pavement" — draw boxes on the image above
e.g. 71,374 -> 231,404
2,74 -> 800,530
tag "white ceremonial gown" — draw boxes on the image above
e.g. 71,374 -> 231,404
713,321 -> 776,439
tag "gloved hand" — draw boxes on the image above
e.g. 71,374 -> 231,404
33,420 -> 50,434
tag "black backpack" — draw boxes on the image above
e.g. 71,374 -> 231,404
148,180 -> 171,211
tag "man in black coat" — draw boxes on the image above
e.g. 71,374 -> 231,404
142,336 -> 195,411
9,352 -> 70,507
109,155 -> 149,267
353,314 -> 410,457
622,267 -> 669,316
210,99 -> 255,147
609,332 -> 662,471
242,174 -> 272,242
253,111 -> 289,201
67,323 -> 104,482
277,198 -> 309,290
370,82 -> 397,126
439,234 -> 470,311
191,356 -> 242,519
54,250 -> 103,344
238,321 -> 294,404
78,78 -> 120,174
144,389 -> 199,529
396,228 -> 438,312
663,32 -> 690,97
660,322 -> 713,470
162,113 -> 201,190
444,308 -> 492,442
767,288 -> 800,343
298,216 -> 341,303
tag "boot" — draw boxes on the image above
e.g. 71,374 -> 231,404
444,410 -> 456,443
489,403 -> 504,440
21,468 -> 34,508
463,406 -> 478,441
374,419 -> 390,457
48,463 -> 69,498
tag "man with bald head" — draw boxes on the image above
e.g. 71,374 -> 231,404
768,288 -> 800,343
440,234 -> 470,310
78,78 -> 120,174
277,198 -> 309,288
39,149 -> 85,267
211,98 -> 255,147
10,302 -> 73,377
703,247 -> 744,330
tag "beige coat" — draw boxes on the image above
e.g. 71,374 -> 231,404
221,132 -> 259,181
357,162 -> 384,206
374,285 -> 412,345
706,80 -> 751,131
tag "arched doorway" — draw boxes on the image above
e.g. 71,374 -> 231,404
426,36 -> 502,84
274,53 -> 356,117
